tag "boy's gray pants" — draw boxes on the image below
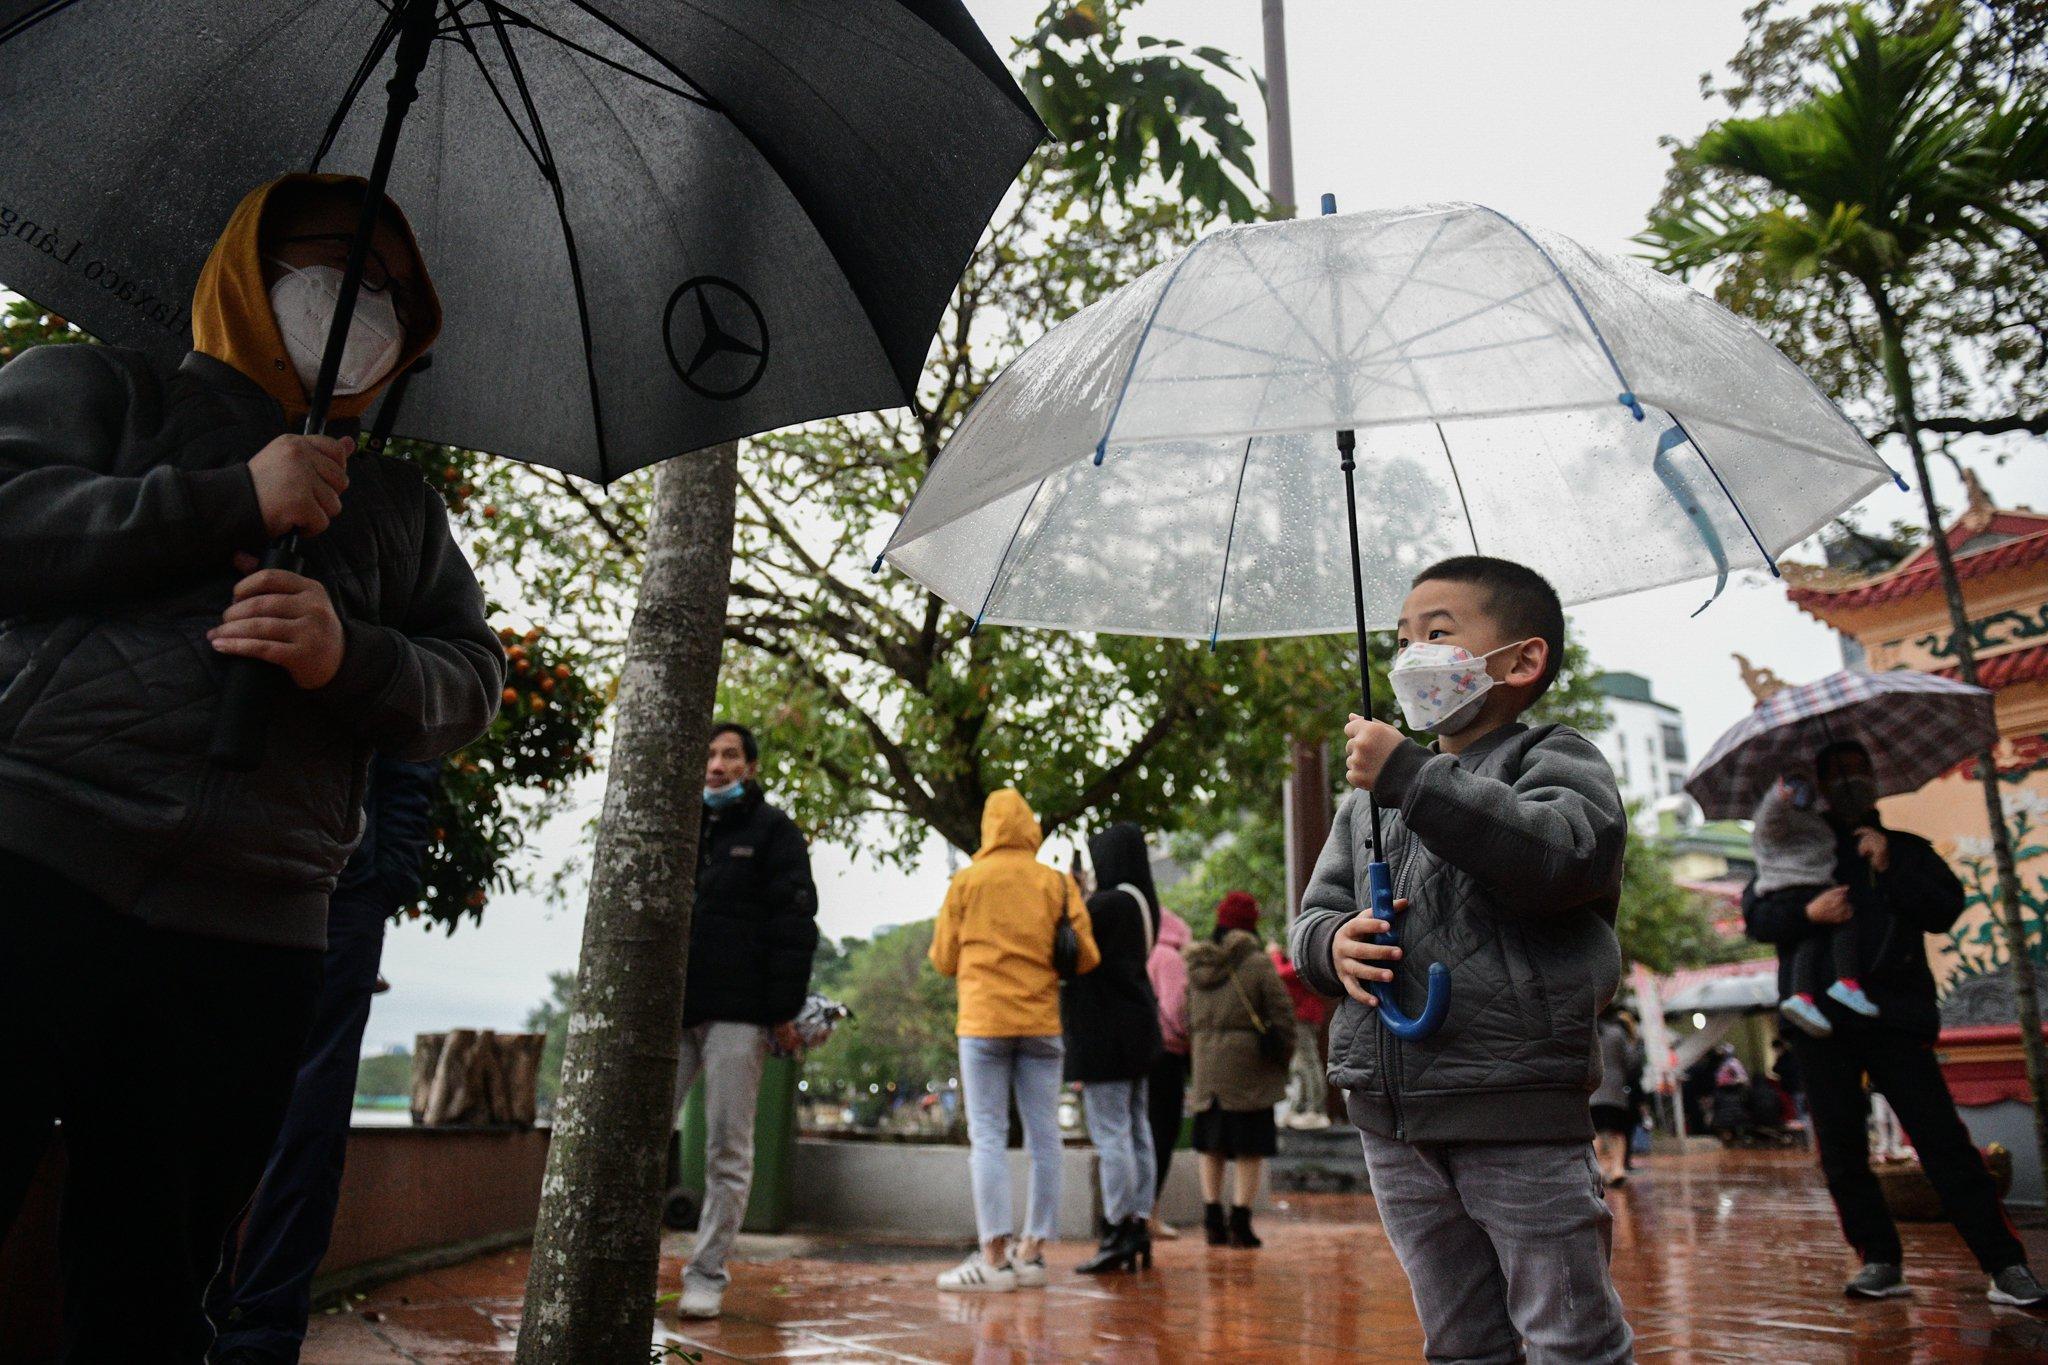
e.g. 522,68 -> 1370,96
673,1021 -> 770,1291
1359,1131 -> 1633,1365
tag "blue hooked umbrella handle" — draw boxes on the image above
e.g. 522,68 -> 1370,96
1366,861 -> 1450,1041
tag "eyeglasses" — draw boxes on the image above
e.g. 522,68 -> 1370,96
272,232 -> 402,295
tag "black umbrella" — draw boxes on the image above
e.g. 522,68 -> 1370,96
0,0 -> 1042,761
0,0 -> 1039,474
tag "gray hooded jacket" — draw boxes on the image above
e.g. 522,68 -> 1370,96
1288,722 -> 1626,1144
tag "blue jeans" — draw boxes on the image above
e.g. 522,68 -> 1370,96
1081,1078 -> 1154,1224
959,1035 -> 1064,1245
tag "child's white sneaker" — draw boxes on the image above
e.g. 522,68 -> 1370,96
1780,994 -> 1833,1037
1828,979 -> 1880,1018
936,1253 -> 1017,1293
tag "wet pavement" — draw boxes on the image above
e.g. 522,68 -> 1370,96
304,1148 -> 2048,1362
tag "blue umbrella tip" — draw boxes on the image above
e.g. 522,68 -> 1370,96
1892,471 -> 1910,492
1320,193 -> 1337,216
870,553 -> 885,574
1617,391 -> 1645,421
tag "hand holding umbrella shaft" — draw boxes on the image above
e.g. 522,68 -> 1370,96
210,554 -> 344,690
1345,714 -> 1405,791
250,434 -> 353,538
1332,899 -> 1406,1006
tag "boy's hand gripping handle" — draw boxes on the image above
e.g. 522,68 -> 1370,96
1366,860 -> 1451,1041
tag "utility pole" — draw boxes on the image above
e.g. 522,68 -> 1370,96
1262,0 -> 1295,217
1263,0 -> 1328,927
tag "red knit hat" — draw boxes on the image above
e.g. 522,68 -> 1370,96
1214,891 -> 1259,934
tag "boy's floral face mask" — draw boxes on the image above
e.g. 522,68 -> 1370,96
1387,640 -> 1525,735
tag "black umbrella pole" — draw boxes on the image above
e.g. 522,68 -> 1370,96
1338,428 -> 1385,857
207,0 -> 437,771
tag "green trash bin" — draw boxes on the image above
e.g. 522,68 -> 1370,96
672,1052 -> 800,1234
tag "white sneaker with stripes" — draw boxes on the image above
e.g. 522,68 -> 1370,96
936,1253 -> 1018,1293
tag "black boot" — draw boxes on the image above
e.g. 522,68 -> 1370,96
1125,1215 -> 1154,1270
1203,1201 -> 1228,1246
1227,1205 -> 1261,1249
1076,1217 -> 1151,1274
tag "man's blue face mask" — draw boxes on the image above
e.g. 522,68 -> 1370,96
703,781 -> 746,810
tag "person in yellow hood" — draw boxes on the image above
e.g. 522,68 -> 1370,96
0,176 -> 500,1363
928,789 -> 1098,1293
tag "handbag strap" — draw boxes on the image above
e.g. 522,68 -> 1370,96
1228,961 -> 1269,1035
1118,882 -> 1156,957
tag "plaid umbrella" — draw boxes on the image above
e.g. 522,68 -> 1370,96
1684,669 -> 1996,820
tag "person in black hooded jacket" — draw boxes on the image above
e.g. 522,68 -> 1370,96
1063,821 -> 1163,1275
673,721 -> 818,1320
1744,739 -> 2045,1308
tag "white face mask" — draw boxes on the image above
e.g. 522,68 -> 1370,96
1388,639 -> 1526,734
267,261 -> 402,397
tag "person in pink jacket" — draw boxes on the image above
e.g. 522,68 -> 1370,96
1145,905 -> 1192,1237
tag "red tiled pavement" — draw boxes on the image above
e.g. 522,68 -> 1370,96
306,1149 -> 2048,1362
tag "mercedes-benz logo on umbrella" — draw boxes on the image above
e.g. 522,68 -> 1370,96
664,276 -> 768,400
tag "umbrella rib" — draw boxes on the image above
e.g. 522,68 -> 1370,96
972,478 -> 1048,633
307,1 -> 405,171
1348,211 -> 1456,362
1663,410 -> 1779,578
1468,205 -> 1640,412
1339,282 -> 1553,368
1436,424 -> 1480,554
557,0 -> 957,403
453,6 -> 719,109
485,1 -> 612,478
1208,436 -> 1256,648
442,13 -> 546,171
1094,232 -> 1234,464
1226,234 -> 1342,371
0,0 -> 84,44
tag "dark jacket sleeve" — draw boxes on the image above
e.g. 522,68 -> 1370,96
1880,831 -> 1966,936
312,468 -> 505,760
1743,878 -> 1820,946
0,345 -> 265,613
757,810 -> 820,1023
370,754 -> 441,908
1289,792 -> 1359,1000
1374,728 -> 1627,919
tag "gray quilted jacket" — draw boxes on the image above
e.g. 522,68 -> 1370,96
1288,722 -> 1625,1143
0,344 -> 503,950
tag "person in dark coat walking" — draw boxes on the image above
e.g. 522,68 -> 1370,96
674,722 -> 819,1320
1063,822 -> 1163,1275
0,176 -> 502,1363
1744,739 -> 2046,1307
208,754 -> 442,1363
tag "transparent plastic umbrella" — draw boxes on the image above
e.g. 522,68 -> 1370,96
880,201 -> 1899,637
877,199 -> 1902,1041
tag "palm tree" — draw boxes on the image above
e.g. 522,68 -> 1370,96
1643,3 -> 2048,1190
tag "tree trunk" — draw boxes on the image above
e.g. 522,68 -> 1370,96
411,1030 -> 547,1127
516,444 -> 739,1364
1870,289 -> 2048,1200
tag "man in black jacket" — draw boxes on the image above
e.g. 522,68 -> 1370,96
1744,740 -> 2045,1307
208,754 -> 442,1363
675,722 -> 818,1320
0,176 -> 502,1361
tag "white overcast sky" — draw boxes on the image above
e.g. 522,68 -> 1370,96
361,0 -> 2048,1053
